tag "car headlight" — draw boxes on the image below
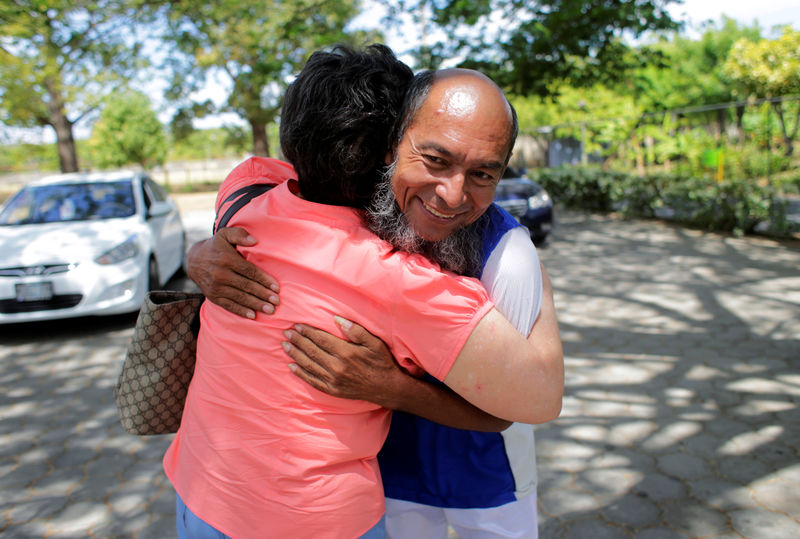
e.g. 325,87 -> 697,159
96,235 -> 139,265
528,190 -> 551,210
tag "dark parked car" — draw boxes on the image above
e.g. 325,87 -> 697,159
493,166 -> 553,245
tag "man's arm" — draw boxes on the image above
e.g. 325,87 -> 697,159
191,227 -> 563,424
284,319 -> 512,432
188,228 -> 510,430
285,263 -> 563,427
444,296 -> 564,424
187,227 -> 281,319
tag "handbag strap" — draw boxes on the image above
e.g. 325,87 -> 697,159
213,183 -> 276,234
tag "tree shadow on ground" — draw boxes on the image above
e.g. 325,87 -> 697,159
535,211 -> 800,538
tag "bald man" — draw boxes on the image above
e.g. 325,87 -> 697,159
188,66 -> 563,538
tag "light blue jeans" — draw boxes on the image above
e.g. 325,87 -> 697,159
176,493 -> 386,539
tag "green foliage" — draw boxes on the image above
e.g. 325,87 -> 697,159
386,0 -> 681,96
632,17 -> 762,112
0,143 -> 59,173
528,166 -> 625,212
0,0 -> 163,172
161,0 -> 365,156
723,146 -> 792,180
769,168 -> 800,195
530,166 -> 796,237
723,27 -> 800,156
168,126 -> 257,161
723,27 -> 800,99
88,90 -> 167,169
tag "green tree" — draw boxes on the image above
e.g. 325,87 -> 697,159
723,27 -> 800,155
627,17 -> 764,150
89,90 -> 166,170
0,1 -> 161,172
381,0 -> 680,96
633,18 -> 762,112
161,0 -> 371,157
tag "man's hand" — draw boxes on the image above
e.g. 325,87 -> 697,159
186,227 -> 280,319
282,318 -> 410,409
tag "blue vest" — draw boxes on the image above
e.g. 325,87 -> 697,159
378,203 -> 524,508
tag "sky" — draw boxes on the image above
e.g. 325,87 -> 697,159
666,0 -> 799,34
3,0 -> 799,145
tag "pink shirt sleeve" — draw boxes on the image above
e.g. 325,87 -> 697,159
384,253 -> 495,381
214,157 -> 295,226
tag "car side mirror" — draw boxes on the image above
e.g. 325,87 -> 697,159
147,201 -> 172,219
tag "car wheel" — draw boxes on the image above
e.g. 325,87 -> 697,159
148,256 -> 160,291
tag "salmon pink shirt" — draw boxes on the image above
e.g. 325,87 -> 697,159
163,158 -> 494,538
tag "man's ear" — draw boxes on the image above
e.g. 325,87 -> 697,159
385,150 -> 394,165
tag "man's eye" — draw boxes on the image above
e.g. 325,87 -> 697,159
424,155 -> 444,165
472,171 -> 497,185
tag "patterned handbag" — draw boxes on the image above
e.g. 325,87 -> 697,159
114,290 -> 204,435
114,182 -> 275,435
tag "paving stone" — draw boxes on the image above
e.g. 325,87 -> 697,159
563,518 -> 630,539
0,461 -> 49,489
45,499 -> 110,535
643,421 -> 703,452
578,468 -> 644,496
660,500 -> 731,537
633,473 -> 687,502
656,452 -> 713,480
607,420 -> 658,446
716,455 -> 773,483
600,493 -> 661,527
749,475 -> 800,514
137,515 -> 179,539
687,477 -> 754,511
729,507 -> 800,539
538,486 -> 607,517
633,528 -> 690,539
1,521 -> 52,539
29,465 -> 83,496
680,432 -> 725,458
4,492 -> 67,524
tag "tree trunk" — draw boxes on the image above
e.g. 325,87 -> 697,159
250,119 -> 270,157
45,79 -> 79,173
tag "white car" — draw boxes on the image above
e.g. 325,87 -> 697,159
0,171 -> 186,324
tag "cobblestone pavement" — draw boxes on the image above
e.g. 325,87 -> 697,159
1,194 -> 798,538
535,212 -> 800,539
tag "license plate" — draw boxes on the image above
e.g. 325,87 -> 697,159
15,282 -> 54,302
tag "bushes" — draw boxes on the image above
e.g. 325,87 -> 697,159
530,166 -> 796,237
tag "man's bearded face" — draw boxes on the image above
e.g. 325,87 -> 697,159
366,161 -> 484,277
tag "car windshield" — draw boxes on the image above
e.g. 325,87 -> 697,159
0,180 -> 135,225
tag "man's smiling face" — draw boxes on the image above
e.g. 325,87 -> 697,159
389,71 -> 513,242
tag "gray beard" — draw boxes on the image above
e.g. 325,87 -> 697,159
366,165 -> 484,277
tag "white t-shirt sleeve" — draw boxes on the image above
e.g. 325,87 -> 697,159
479,226 -> 542,336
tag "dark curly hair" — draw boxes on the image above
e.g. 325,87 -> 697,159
280,44 -> 414,209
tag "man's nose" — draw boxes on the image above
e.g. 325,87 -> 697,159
434,173 -> 468,208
